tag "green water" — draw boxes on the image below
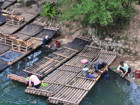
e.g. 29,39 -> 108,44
0,47 -> 140,105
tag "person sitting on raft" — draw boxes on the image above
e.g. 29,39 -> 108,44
42,35 -> 52,48
94,59 -> 108,73
117,61 -> 131,77
27,73 -> 41,88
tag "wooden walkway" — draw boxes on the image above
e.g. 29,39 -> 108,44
24,45 -> 116,105
8,36 -> 91,84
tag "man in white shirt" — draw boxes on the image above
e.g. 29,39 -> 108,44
117,61 -> 131,77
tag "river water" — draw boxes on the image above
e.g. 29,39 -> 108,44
0,47 -> 140,105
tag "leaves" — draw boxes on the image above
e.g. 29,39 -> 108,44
57,0 -> 135,26
41,2 -> 58,18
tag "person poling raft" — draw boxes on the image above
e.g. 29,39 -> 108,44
117,61 -> 131,77
26,73 -> 47,88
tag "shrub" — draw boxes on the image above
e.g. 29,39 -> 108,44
58,0 -> 135,26
41,2 -> 58,18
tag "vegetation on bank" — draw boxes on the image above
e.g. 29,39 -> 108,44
41,0 -> 136,38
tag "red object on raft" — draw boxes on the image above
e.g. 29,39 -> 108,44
55,41 -> 61,48
135,70 -> 140,79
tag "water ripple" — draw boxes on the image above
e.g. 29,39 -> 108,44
0,83 -> 32,105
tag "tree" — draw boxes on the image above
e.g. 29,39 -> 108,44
58,0 -> 135,26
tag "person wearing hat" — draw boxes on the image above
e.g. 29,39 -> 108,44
94,59 -> 108,73
27,73 -> 41,88
42,35 -> 52,48
117,61 -> 131,77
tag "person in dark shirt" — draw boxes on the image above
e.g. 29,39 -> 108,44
94,59 -> 108,73
42,35 -> 52,48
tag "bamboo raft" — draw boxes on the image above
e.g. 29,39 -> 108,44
65,45 -> 101,68
19,24 -> 43,37
96,50 -> 117,65
0,50 -> 23,62
0,36 -> 43,71
0,13 -> 57,71
0,44 -> 11,55
25,45 -> 116,105
0,59 -> 8,71
13,33 -> 31,41
25,83 -> 64,97
8,46 -> 78,83
35,29 -> 56,40
12,23 -> 57,41
65,38 -> 90,51
8,37 -> 90,84
47,51 -> 116,105
0,1 -> 59,72
33,16 -> 60,31
12,23 -> 44,41
0,8 -> 39,34
0,0 -> 16,9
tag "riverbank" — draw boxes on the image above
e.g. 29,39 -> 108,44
110,55 -> 140,85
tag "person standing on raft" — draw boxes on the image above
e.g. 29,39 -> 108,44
117,61 -> 131,77
42,35 -> 52,48
27,73 -> 41,88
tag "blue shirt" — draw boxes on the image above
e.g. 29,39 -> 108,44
95,61 -> 107,72
42,37 -> 52,46
42,37 -> 46,46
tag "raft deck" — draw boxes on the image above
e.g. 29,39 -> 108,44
8,36 -> 91,83
25,45 -> 116,105
0,8 -> 39,34
47,51 -> 116,105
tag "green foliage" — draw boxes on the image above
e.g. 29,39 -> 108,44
41,2 -> 58,18
58,0 -> 135,26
